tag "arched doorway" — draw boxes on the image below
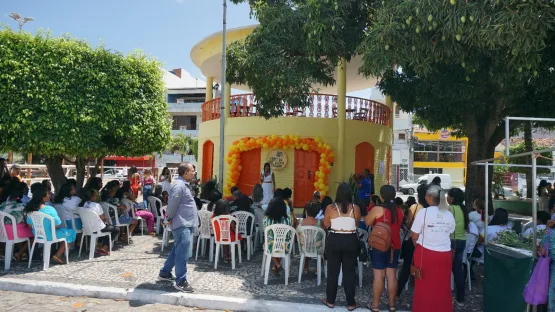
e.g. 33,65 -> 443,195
294,150 -> 319,208
202,140 -> 214,182
237,148 -> 261,196
355,142 -> 375,175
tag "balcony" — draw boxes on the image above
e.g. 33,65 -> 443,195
171,129 -> 199,137
201,93 -> 391,126
167,102 -> 203,113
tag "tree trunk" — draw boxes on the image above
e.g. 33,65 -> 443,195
75,157 -> 88,192
524,122 -> 534,198
93,157 -> 104,176
45,156 -> 66,194
181,153 -> 184,162
464,121 -> 497,213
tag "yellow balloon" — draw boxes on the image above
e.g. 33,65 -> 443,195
319,183 -> 325,189
318,143 -> 323,148
320,153 -> 326,158
315,137 -> 322,143
314,182 -> 319,188
263,143 -> 269,148
302,144 -> 309,150
232,154 -> 237,159
318,178 -> 324,184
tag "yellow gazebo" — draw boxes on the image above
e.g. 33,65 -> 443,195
191,25 -> 393,207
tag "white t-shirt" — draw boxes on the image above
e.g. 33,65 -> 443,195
82,201 -> 106,230
62,196 -> 82,221
411,206 -> 456,252
468,211 -> 485,234
465,222 -> 479,254
522,224 -> 546,237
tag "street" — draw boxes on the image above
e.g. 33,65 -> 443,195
0,290 -> 226,312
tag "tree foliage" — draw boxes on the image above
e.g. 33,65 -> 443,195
0,29 -> 171,189
508,141 -> 553,175
169,134 -> 196,162
228,0 -> 555,202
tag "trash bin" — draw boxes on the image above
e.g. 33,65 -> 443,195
484,244 -> 535,312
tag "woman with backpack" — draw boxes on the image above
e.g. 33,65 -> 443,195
365,185 -> 404,312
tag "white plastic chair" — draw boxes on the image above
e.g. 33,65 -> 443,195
160,206 -> 173,252
27,212 -> 69,270
0,212 -> 31,271
78,208 -> 112,260
231,211 -> 255,260
296,226 -> 326,285
196,210 -> 214,261
213,215 -> 242,270
100,202 -> 130,244
123,198 -> 143,236
147,196 -> 165,234
261,224 -> 296,285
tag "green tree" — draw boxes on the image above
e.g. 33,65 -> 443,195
228,0 -> 555,203
0,29 -> 171,191
169,134 -> 195,162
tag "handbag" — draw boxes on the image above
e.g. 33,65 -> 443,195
400,204 -> 419,259
523,229 -> 551,305
410,208 -> 427,280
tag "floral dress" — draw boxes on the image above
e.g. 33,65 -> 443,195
263,215 -> 293,253
542,230 -> 555,311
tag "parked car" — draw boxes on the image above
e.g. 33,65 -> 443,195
97,169 -> 123,178
400,174 -> 452,195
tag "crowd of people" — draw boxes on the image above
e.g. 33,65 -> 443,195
1,158 -> 541,311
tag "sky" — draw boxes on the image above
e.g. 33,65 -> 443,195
1,0 -> 375,98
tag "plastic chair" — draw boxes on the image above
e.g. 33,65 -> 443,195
296,226 -> 326,285
231,211 -> 255,260
253,208 -> 265,251
100,202 -> 130,244
261,224 -> 296,285
0,212 -> 31,271
212,215 -> 242,270
27,212 -> 69,270
196,210 -> 214,261
78,208 -> 112,260
160,206 -> 173,252
123,198 -> 143,236
147,196 -> 164,234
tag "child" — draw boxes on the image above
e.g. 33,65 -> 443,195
80,189 -> 120,255
212,199 -> 241,262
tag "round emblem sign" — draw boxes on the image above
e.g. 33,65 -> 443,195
267,150 -> 288,170
440,129 -> 450,139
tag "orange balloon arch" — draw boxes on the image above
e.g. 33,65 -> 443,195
225,135 -> 334,197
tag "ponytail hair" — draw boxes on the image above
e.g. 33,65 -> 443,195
24,184 -> 46,213
380,185 -> 397,224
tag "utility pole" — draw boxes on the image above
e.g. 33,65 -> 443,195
218,0 -> 227,192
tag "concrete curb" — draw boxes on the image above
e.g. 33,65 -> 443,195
0,277 -> 408,311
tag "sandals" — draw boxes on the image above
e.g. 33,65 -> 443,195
348,304 -> 361,311
366,303 -> 379,311
51,255 -> 65,265
321,299 -> 334,309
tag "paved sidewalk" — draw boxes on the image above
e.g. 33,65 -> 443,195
0,290 -> 223,312
0,235 -> 484,311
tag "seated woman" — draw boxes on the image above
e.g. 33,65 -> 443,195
25,184 -> 76,265
0,181 -> 34,261
263,197 -> 293,275
212,199 -> 241,262
54,182 -> 83,230
207,190 -> 223,212
80,189 -> 120,255
298,200 -> 324,274
101,180 -> 138,243
117,180 -> 156,236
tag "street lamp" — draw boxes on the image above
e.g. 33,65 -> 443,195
9,12 -> 34,32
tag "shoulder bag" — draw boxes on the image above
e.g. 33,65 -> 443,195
400,204 -> 419,259
410,208 -> 427,280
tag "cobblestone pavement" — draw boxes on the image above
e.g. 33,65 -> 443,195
0,290 -> 224,312
0,235 -> 484,311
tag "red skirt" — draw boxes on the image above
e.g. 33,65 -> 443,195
412,245 -> 453,312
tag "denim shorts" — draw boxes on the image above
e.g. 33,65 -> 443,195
371,248 -> 400,270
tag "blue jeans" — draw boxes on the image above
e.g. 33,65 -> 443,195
143,184 -> 153,209
160,226 -> 193,284
452,239 -> 466,302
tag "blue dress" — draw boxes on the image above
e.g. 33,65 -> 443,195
542,231 -> 555,311
26,206 -> 76,243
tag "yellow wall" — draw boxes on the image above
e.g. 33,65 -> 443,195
198,117 -> 392,204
